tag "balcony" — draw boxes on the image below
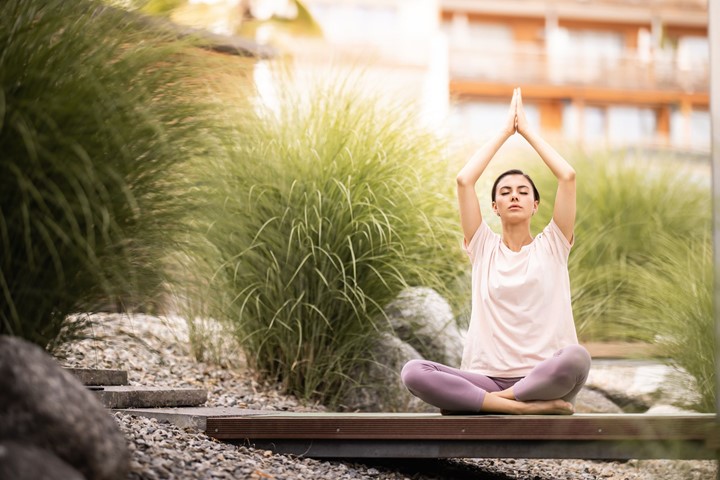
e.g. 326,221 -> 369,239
448,44 -> 709,95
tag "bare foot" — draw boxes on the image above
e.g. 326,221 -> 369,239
519,399 -> 574,415
482,393 -> 574,415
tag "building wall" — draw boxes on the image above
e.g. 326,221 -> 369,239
442,0 -> 710,152
242,0 -> 710,152
280,0 -> 449,128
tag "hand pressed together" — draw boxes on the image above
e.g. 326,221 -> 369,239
504,87 -> 531,138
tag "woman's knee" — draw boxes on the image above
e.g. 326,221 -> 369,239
565,344 -> 591,364
400,359 -> 425,388
558,344 -> 591,377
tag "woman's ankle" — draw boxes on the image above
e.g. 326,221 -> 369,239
521,399 -> 574,415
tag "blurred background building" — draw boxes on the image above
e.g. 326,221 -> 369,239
160,0 -> 710,153
440,0 -> 709,151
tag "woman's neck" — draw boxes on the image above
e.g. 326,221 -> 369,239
501,223 -> 533,252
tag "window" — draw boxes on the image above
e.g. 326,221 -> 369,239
443,16 -> 513,49
676,36 -> 709,71
308,4 -> 397,42
583,106 -> 606,143
670,107 -> 710,151
607,106 -> 656,145
449,100 -> 539,143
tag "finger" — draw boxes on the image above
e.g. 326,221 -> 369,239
517,88 -> 523,109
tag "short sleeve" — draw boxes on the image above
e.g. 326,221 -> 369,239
538,219 -> 573,262
464,221 -> 496,265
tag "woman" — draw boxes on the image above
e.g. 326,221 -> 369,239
401,88 -> 590,415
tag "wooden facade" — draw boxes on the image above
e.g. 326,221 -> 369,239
441,0 -> 709,148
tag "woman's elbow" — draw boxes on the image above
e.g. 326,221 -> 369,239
456,173 -> 472,187
559,169 -> 576,183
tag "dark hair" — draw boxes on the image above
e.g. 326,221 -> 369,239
491,169 -> 540,203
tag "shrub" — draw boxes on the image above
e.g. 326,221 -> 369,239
630,234 -> 714,411
197,76 -> 465,406
0,0 -> 225,350
521,149 -> 711,342
476,143 -> 713,409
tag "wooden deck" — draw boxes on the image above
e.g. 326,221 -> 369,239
206,412 -> 718,460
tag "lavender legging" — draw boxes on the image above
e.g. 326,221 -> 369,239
400,344 -> 591,412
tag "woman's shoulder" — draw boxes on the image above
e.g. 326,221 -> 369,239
533,220 -> 573,257
465,220 -> 500,260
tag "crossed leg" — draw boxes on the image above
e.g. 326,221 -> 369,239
401,344 -> 591,415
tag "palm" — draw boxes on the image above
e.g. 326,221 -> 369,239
516,89 -> 530,135
505,88 -> 519,136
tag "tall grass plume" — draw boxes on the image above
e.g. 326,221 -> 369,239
196,74 -> 464,406
0,0 -> 229,350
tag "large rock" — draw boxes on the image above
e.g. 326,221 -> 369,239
339,333 -> 435,413
0,335 -> 129,480
585,359 -> 701,413
0,441 -> 84,480
575,387 -> 623,413
385,287 -> 464,366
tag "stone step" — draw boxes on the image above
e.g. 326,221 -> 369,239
66,368 -> 129,386
114,407 -> 270,430
93,386 -> 207,409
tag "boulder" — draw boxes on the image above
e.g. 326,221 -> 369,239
384,287 -> 464,366
584,359 -> 701,413
0,441 -> 85,480
339,333 -> 435,413
574,387 -> 623,413
0,335 -> 129,480
644,404 -> 698,415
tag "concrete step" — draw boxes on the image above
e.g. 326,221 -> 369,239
114,407 -> 270,430
66,368 -> 128,386
93,386 -> 207,409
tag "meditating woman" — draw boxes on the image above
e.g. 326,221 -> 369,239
401,87 -> 591,415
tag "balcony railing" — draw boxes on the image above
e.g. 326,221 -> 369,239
449,45 -> 709,94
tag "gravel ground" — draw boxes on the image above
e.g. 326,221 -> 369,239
56,313 -> 717,480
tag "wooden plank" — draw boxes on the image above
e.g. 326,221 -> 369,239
206,412 -> 714,441
583,341 -> 658,359
206,412 -> 717,460
449,81 -> 710,107
241,439 -> 713,460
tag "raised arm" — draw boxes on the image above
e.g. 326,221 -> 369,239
456,89 -> 519,244
515,89 -> 576,243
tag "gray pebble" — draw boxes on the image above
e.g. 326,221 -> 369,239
59,313 -> 718,480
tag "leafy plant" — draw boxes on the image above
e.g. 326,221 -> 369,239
518,149 -> 711,341
631,234 -> 714,411
196,75 -> 464,406
0,0 -> 226,350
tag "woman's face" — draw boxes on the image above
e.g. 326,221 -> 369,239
492,174 -> 538,220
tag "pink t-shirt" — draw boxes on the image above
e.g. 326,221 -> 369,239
461,220 -> 578,377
